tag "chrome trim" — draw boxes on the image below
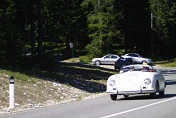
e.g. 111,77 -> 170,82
106,90 -> 155,95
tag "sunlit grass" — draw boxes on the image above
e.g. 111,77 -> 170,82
0,70 -> 30,81
154,58 -> 176,67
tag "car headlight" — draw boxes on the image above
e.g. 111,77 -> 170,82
109,80 -> 115,87
144,78 -> 151,85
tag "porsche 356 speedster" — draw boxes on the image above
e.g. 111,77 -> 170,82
106,64 -> 166,100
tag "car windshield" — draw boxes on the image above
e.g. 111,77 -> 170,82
104,55 -> 118,59
120,65 -> 153,73
111,56 -> 118,59
104,55 -> 110,58
119,57 -> 126,61
128,53 -> 139,57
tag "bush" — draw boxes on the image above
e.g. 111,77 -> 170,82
79,56 -> 92,63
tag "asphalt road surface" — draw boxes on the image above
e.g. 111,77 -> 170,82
1,66 -> 176,118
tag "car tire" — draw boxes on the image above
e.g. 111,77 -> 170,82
159,90 -> 165,96
110,94 -> 117,100
114,66 -> 119,70
150,92 -> 156,98
150,81 -> 159,98
124,95 -> 129,98
95,61 -> 100,65
114,66 -> 117,70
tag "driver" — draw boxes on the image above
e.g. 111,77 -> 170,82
142,66 -> 149,72
129,67 -> 134,72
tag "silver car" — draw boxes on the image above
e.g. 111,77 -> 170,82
92,54 -> 119,65
122,53 -> 152,64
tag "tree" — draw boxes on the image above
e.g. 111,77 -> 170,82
114,0 -> 151,56
0,0 -> 26,67
81,0 -> 118,57
149,0 -> 176,57
42,0 -> 87,57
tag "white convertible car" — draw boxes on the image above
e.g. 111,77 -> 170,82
106,64 -> 166,100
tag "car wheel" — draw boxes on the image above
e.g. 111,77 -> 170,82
124,95 -> 129,98
114,66 -> 119,70
110,94 -> 117,100
159,90 -> 165,96
150,81 -> 159,98
95,61 -> 100,65
114,66 -> 117,70
150,92 -> 156,98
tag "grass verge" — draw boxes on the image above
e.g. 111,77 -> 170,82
154,58 -> 176,67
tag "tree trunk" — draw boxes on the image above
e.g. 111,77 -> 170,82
30,0 -> 35,56
37,0 -> 43,55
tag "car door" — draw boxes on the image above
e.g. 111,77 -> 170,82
101,55 -> 110,64
129,54 -> 142,63
109,55 -> 119,64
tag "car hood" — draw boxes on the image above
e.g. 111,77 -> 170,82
108,71 -> 156,91
109,71 -> 155,81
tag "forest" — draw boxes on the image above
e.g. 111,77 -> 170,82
0,0 -> 176,69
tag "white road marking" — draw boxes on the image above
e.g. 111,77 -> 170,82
100,96 -> 176,118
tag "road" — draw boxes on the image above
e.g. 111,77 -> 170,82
1,66 -> 176,118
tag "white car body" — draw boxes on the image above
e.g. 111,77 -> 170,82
122,53 -> 152,64
106,65 -> 166,100
92,54 -> 119,65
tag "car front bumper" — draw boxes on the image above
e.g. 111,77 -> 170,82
106,89 -> 155,95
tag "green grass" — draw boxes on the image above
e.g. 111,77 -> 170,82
79,56 -> 92,63
0,70 -> 30,82
154,58 -> 176,67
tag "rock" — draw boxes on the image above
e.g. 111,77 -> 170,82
53,83 -> 57,87
15,103 -> 20,106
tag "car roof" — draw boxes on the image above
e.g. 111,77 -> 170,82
119,57 -> 132,59
106,54 -> 118,56
126,53 -> 138,55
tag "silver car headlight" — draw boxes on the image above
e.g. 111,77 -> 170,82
109,80 -> 115,87
144,78 -> 151,85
